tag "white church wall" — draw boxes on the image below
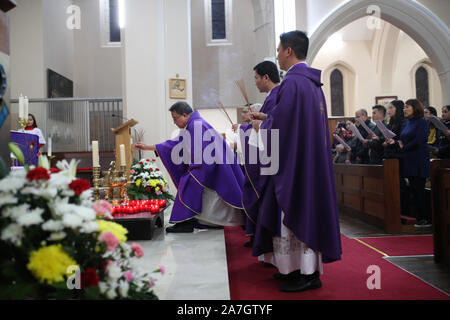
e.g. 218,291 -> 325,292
72,0 -> 122,98
42,0 -> 75,94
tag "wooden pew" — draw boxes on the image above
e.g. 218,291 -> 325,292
334,159 -> 412,233
430,159 -> 450,266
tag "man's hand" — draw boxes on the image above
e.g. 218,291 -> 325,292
371,134 -> 380,141
252,120 -> 262,132
252,112 -> 267,121
135,142 -> 156,151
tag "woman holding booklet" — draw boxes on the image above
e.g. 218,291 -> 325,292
387,99 -> 431,228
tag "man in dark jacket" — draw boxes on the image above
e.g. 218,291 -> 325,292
354,109 -> 376,164
363,105 -> 387,164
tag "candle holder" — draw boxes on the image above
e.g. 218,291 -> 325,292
93,166 -> 101,201
120,165 -> 129,202
18,117 -> 27,132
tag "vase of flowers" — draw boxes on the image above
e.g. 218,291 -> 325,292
0,144 -> 163,299
127,158 -> 174,201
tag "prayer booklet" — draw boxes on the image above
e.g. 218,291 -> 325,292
374,120 -> 396,140
428,116 -> 449,132
356,118 -> 376,136
349,124 -> 365,142
333,134 -> 351,150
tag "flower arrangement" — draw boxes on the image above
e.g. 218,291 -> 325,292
127,158 -> 174,201
0,144 -> 163,299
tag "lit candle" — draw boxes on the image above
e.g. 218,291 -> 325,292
92,141 -> 99,167
19,95 -> 24,119
120,144 -> 126,166
24,96 -> 29,119
47,137 -> 52,157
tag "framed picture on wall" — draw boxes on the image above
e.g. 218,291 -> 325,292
47,69 -> 74,123
169,78 -> 187,99
375,96 -> 398,107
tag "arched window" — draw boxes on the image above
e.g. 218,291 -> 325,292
415,66 -> 429,107
330,69 -> 344,116
205,0 -> 232,46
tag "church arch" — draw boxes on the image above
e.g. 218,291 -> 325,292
307,0 -> 450,104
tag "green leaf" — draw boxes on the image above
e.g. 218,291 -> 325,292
9,142 -> 24,165
0,157 -> 7,179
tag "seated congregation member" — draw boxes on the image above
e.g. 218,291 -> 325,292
235,60 -> 280,247
333,144 -> 349,164
362,105 -> 386,165
387,99 -> 431,228
432,105 -> 450,159
354,109 -> 376,164
135,102 -> 245,233
25,114 -> 46,150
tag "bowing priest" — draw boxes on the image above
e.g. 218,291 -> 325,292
232,61 -> 281,247
250,31 -> 342,292
135,102 -> 244,233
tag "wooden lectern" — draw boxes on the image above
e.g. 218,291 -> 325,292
111,119 -> 138,176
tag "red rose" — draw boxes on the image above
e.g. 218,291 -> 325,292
81,268 -> 99,288
26,167 -> 50,181
49,168 -> 61,174
145,186 -> 151,192
69,179 -> 91,195
156,168 -> 160,171
150,168 -> 153,172
146,159 -> 150,162
139,162 -> 143,165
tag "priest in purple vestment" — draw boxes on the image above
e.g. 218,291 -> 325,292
136,102 -> 244,233
233,61 -> 280,248
250,31 -> 342,292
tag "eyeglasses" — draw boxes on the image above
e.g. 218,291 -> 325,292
172,115 -> 182,122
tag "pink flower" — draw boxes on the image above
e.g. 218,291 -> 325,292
147,278 -> 155,288
157,265 -> 165,275
92,200 -> 113,216
130,169 -> 135,174
98,231 -> 119,251
131,243 -> 144,258
124,271 -> 134,283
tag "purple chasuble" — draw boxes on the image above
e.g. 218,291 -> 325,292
156,110 -> 244,223
240,86 -> 280,236
252,63 -> 342,263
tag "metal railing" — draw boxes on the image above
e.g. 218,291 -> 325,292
10,98 -> 123,153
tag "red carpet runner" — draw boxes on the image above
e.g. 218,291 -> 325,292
224,226 -> 449,300
355,235 -> 433,256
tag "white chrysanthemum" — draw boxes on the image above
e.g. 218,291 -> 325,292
0,176 -> 24,193
98,281 -> 108,294
74,206 -> 96,221
79,221 -> 98,233
62,213 -> 83,228
48,231 -> 67,241
118,280 -> 129,298
48,173 -> 73,190
108,263 -> 122,279
0,193 -> 18,206
106,289 -> 117,299
56,159 -> 80,178
16,207 -> 44,226
41,219 -> 64,232
1,223 -> 23,245
79,189 -> 92,201
3,203 -> 30,220
21,186 -> 58,200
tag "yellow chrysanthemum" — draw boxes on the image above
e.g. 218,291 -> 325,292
27,244 -> 78,284
97,219 -> 128,242
136,179 -> 142,187
149,179 -> 159,188
155,187 -> 160,192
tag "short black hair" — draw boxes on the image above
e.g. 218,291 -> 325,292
279,30 -> 309,60
357,109 -> 368,117
253,61 -> 280,84
443,105 -> 450,112
425,106 -> 437,116
169,101 -> 193,115
372,104 -> 386,117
